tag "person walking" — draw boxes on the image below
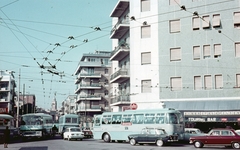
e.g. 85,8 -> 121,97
3,126 -> 10,148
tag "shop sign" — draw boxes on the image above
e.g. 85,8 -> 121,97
188,117 -> 217,122
184,111 -> 240,116
0,108 -> 8,113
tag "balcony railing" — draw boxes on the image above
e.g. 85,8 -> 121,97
111,95 -> 130,104
110,19 -> 129,39
110,69 -> 129,80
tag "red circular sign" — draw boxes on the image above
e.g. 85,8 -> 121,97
130,103 -> 138,110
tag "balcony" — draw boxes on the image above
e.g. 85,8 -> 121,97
0,87 -> 8,91
75,84 -> 102,93
110,69 -> 130,83
75,73 -> 101,84
110,0 -> 129,18
110,44 -> 130,61
76,95 -> 102,103
110,19 -> 129,39
0,98 -> 7,102
76,106 -> 102,112
110,95 -> 130,106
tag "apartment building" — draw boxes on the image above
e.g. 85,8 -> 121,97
74,51 -> 112,127
0,70 -> 16,115
111,0 -> 240,129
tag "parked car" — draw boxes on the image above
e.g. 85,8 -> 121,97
82,128 -> 93,138
183,128 -> 206,142
189,128 -> 240,149
63,127 -> 84,141
235,129 -> 240,135
128,127 -> 178,147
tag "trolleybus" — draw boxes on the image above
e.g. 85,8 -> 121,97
0,114 -> 18,141
19,113 -> 53,139
58,114 -> 79,137
93,108 -> 185,142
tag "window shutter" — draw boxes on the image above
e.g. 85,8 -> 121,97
141,52 -> 151,64
234,12 -> 240,24
203,45 -> 211,57
170,20 -> 180,33
214,44 -> 221,56
171,77 -> 182,91
142,80 -> 151,93
212,14 -> 220,27
215,75 -> 223,89
194,76 -> 201,90
141,26 -> 151,38
202,15 -> 210,28
170,48 -> 181,61
204,75 -> 212,90
235,43 -> 240,57
237,74 -> 240,87
192,17 -> 200,29
170,0 -> 180,5
193,46 -> 200,59
141,0 -> 150,12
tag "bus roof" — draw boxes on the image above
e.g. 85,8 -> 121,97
59,114 -> 79,117
21,113 -> 51,117
0,114 -> 13,119
101,108 -> 179,115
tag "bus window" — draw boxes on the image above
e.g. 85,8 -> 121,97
133,114 -> 144,124
94,116 -> 101,126
156,113 -> 165,124
102,115 -> 111,125
72,118 -> 77,123
144,113 -> 155,124
66,118 -> 71,123
167,113 -> 178,124
122,114 -> 132,123
112,115 -> 122,124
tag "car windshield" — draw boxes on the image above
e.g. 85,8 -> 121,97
70,128 -> 81,132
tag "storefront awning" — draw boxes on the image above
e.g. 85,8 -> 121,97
163,100 -> 240,111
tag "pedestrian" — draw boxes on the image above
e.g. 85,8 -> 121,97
3,126 -> 10,148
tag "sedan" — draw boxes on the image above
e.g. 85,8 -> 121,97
183,128 -> 206,142
63,127 -> 84,141
128,127 -> 178,147
189,128 -> 240,149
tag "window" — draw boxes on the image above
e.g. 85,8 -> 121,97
104,90 -> 108,96
192,17 -> 200,30
170,77 -> 182,91
194,76 -> 202,90
235,43 -> 240,57
170,20 -> 180,33
202,15 -> 210,28
89,90 -> 94,95
204,75 -> 212,90
193,46 -> 200,60
212,14 -> 221,27
215,75 -> 223,89
214,44 -> 221,58
234,12 -> 240,28
141,0 -> 150,12
236,74 -> 240,87
141,52 -> 151,65
170,0 -> 180,5
141,25 -> 151,38
104,69 -> 108,74
203,45 -> 211,58
170,48 -> 181,61
141,80 -> 151,93
88,67 -> 94,74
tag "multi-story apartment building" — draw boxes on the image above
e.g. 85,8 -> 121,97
111,0 -> 240,130
0,70 -> 16,115
74,50 -> 112,127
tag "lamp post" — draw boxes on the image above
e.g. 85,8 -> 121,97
16,68 -> 20,128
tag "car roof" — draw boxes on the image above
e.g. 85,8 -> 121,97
185,128 -> 200,130
210,128 -> 235,131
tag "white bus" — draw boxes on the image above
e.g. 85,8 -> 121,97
93,108 -> 185,142
19,113 -> 53,139
58,114 -> 79,137
0,114 -> 18,141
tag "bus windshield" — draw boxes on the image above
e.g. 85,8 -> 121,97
21,115 -> 43,125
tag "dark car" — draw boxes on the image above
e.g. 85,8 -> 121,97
189,128 -> 240,149
82,128 -> 93,138
127,127 -> 178,147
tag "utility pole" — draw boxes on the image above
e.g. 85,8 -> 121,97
16,69 -> 20,128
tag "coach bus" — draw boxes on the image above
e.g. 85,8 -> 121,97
19,113 -> 53,139
0,114 -> 18,141
93,108 -> 185,142
58,114 -> 79,137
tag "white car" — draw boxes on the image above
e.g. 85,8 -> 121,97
235,129 -> 240,135
63,127 -> 84,141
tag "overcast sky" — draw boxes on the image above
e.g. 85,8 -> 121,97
0,0 -> 118,109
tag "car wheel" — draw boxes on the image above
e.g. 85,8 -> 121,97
130,139 -> 136,146
156,139 -> 164,147
232,142 -> 240,149
80,138 -> 82,141
194,141 -> 203,148
103,133 -> 110,142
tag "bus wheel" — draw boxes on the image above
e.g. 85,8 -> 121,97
103,133 -> 110,142
156,139 -> 164,147
130,139 -> 136,146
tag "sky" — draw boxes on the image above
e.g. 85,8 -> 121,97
0,0 -> 118,109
